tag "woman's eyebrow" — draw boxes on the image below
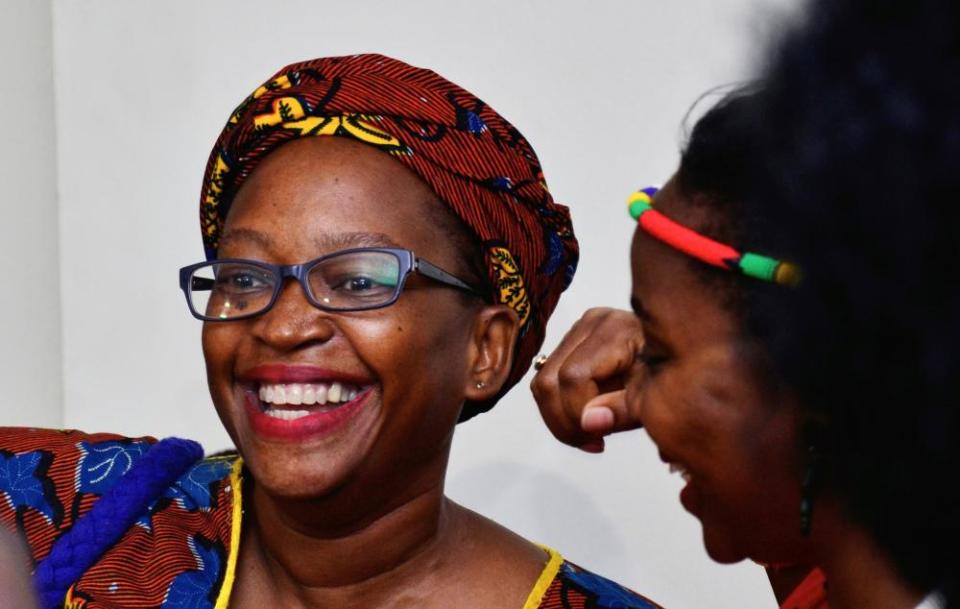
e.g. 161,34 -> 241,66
313,232 -> 403,250
219,230 -> 403,252
219,228 -> 274,250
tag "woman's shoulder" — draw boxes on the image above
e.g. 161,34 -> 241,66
0,426 -> 233,542
531,549 -> 664,609
0,426 -> 158,454
451,504 -> 663,609
1,427 -> 242,609
0,427 -> 161,544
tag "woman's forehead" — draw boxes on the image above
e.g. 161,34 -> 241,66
218,227 -> 403,254
630,220 -> 740,348
233,137 -> 437,207
221,139 -> 458,262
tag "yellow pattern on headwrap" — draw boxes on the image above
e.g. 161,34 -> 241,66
284,114 -> 405,151
253,97 -> 307,129
251,97 -> 406,152
204,154 -> 230,207
203,153 -> 231,242
251,74 -> 293,101
489,246 -> 530,327
229,75 -> 294,125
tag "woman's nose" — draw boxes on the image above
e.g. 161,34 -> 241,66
251,279 -> 335,351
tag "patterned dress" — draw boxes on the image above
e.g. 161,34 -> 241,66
1,428 -> 662,609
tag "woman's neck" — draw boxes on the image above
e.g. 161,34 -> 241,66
815,514 -> 926,609
239,475 -> 463,608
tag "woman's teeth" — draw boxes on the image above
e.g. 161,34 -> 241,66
258,382 -> 361,419
668,463 -> 692,483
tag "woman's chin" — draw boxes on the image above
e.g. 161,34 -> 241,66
242,445 -> 362,500
235,415 -> 383,501
700,523 -> 751,565
221,387 -> 383,496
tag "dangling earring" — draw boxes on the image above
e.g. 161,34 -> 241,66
800,446 -> 817,536
800,423 -> 824,537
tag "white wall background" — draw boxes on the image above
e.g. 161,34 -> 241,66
0,0 -> 61,428
1,1 -> 803,607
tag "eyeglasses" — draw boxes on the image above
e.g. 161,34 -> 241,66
179,247 -> 486,321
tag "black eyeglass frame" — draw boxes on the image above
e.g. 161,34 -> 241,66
178,247 -> 487,322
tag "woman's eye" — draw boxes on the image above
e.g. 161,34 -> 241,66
343,276 -> 376,291
233,275 -> 256,288
334,275 -> 396,295
636,346 -> 668,372
217,271 -> 269,291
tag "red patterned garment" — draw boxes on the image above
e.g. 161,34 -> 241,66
1,428 -> 238,609
1,428 -> 663,609
778,568 -> 829,609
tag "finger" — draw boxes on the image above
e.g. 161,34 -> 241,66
554,324 -> 641,430
580,391 -> 623,434
578,438 -> 606,453
531,308 -> 642,447
581,388 -> 644,435
581,405 -> 615,434
531,325 -> 595,445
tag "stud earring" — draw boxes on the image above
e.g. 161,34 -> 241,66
475,381 -> 485,389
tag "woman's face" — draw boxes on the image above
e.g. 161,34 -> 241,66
203,136 -> 484,502
625,178 -> 812,564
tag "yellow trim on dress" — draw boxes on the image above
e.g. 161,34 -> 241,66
210,468 -> 560,609
522,545 -> 563,609
214,457 -> 244,609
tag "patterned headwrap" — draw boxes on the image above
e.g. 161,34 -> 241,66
199,54 -> 578,420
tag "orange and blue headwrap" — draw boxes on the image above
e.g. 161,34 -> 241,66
628,186 -> 800,286
198,54 -> 579,420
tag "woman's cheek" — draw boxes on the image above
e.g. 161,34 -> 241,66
201,324 -> 240,373
634,375 -> 687,448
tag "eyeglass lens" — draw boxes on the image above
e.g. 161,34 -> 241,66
188,251 -> 403,319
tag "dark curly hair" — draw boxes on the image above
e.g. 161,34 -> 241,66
676,0 -> 960,604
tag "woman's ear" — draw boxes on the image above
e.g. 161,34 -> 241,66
463,304 -> 520,401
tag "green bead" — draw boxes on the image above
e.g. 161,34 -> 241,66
628,199 -> 651,220
739,253 -> 780,281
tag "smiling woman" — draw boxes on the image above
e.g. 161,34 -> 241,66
0,54 -> 661,609
533,1 -> 960,605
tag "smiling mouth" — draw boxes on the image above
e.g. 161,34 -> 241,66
659,451 -> 692,483
668,462 -> 692,483
256,382 -> 365,420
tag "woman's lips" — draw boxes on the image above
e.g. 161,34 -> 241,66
244,387 -> 372,441
239,364 -> 370,386
660,451 -> 697,513
679,482 -> 696,513
239,364 -> 375,441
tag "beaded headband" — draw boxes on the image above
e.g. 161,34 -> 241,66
628,186 -> 800,286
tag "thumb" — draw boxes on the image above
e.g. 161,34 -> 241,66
580,390 -> 641,434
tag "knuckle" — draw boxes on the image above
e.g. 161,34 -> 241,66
581,308 -> 604,322
557,361 -> 588,386
530,374 -> 555,401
